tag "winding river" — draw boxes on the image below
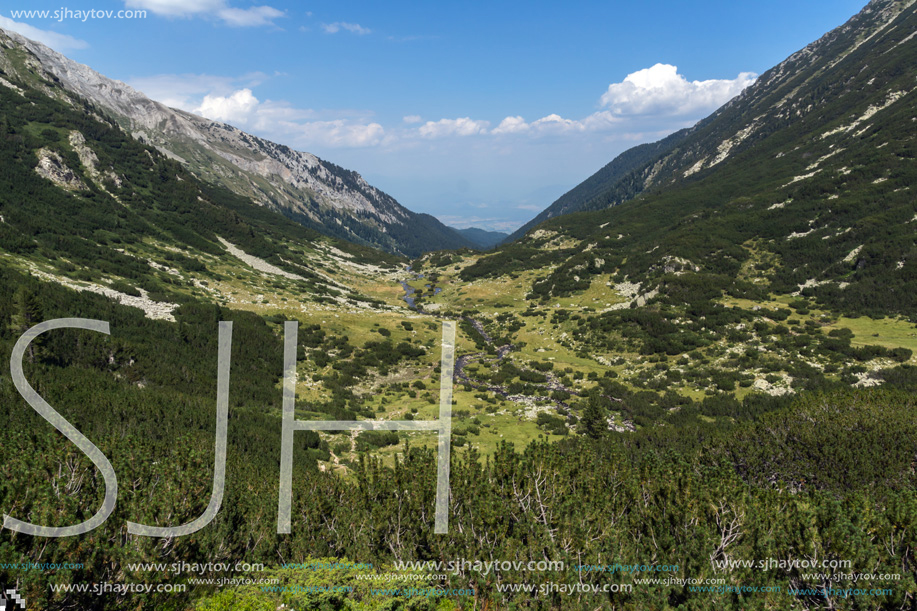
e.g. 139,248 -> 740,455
397,268 -> 587,410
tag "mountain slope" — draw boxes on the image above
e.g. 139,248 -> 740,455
503,127 -> 693,243
0,53 -> 411,322
508,0 -> 917,244
0,28 -> 469,257
463,0 -> 917,318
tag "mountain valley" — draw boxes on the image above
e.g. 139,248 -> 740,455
0,1 -> 916,609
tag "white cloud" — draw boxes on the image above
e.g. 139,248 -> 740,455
492,113 -> 595,135
419,117 -> 490,138
247,100 -> 318,126
580,111 -> 620,131
217,6 -> 285,27
492,116 -> 529,135
0,16 -> 88,52
531,113 -> 584,132
600,63 -> 756,117
403,115 -> 423,124
483,66 -> 752,141
284,120 -> 385,147
124,0 -> 284,26
322,22 -> 371,35
195,88 -> 260,123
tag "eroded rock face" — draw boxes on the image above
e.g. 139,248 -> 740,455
0,75 -> 23,94
34,148 -> 87,191
68,131 -> 122,188
68,131 -> 99,171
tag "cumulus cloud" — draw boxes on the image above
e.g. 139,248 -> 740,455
124,0 -> 284,26
600,63 -> 756,117
322,22 -> 371,35
419,118 -> 490,138
484,66 -> 753,141
195,88 -> 260,122
0,16 -> 88,52
580,111 -> 620,131
483,65 -> 750,141
493,113 -> 597,135
402,115 -> 423,124
284,120 -> 385,147
531,113 -> 584,132
492,116 -> 529,135
246,100 -> 318,127
217,6 -> 285,27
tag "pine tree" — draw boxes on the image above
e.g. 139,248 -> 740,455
581,391 -> 607,439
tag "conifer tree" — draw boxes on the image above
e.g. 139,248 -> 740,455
581,391 -> 607,439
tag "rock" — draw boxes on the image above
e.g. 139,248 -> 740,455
34,148 -> 87,191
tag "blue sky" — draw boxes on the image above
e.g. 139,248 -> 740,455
2,0 -> 867,231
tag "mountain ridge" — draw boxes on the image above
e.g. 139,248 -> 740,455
462,0 -> 917,319
503,127 -> 694,243
506,0 -> 917,243
0,27 -> 469,257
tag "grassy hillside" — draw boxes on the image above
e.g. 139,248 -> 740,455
2,257 -> 916,610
